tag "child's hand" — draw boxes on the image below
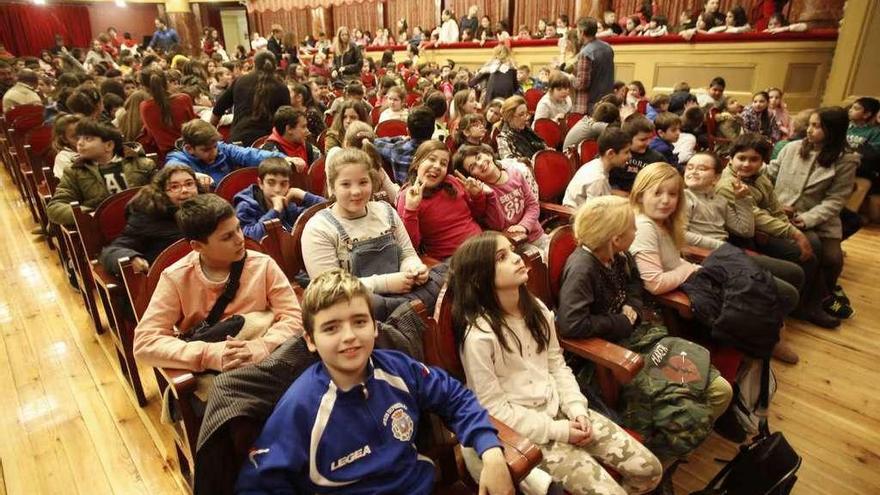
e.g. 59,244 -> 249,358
405,180 -> 424,210
286,187 -> 307,203
567,419 -> 592,446
405,263 -> 430,285
454,170 -> 487,197
271,195 -> 287,213
387,272 -> 416,294
221,337 -> 252,371
622,305 -> 639,325
732,179 -> 750,199
131,256 -> 151,274
791,215 -> 806,229
477,447 -> 514,495
195,172 -> 214,190
791,229 -> 814,261
285,156 -> 307,173
782,205 -> 796,219
573,415 -> 593,445
506,225 -> 527,236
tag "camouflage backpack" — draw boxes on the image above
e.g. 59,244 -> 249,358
620,324 -> 717,461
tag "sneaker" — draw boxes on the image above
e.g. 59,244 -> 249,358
823,296 -> 854,319
833,285 -> 850,306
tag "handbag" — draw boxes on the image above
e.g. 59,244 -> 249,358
691,360 -> 801,495
182,257 -> 246,343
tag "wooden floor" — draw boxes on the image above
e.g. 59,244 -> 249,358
0,168 -> 878,494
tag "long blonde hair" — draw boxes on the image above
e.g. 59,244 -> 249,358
629,162 -> 687,248
573,196 -> 634,251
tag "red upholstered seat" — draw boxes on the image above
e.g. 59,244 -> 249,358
533,118 -> 562,149
375,119 -> 409,138
214,167 -> 259,203
532,149 -> 573,203
524,88 -> 544,113
578,139 -> 599,165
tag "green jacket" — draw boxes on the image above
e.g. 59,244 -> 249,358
47,152 -> 156,226
716,163 -> 795,239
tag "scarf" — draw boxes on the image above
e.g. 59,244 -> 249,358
501,123 -> 547,159
266,128 -> 308,162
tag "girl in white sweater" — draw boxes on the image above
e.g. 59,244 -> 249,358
450,232 -> 662,495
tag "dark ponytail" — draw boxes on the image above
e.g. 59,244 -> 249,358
140,69 -> 173,127
252,51 -> 279,120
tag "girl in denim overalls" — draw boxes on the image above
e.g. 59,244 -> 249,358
302,147 -> 443,320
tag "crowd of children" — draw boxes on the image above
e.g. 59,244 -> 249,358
1,8 -> 876,495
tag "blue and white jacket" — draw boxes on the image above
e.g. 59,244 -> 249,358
236,349 -> 501,494
233,184 -> 325,240
165,140 -> 286,184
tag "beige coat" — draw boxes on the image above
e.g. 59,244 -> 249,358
767,140 -> 858,239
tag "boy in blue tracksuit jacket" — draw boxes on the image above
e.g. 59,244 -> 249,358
649,112 -> 682,169
233,157 -> 325,240
165,119 -> 298,184
236,269 -> 514,495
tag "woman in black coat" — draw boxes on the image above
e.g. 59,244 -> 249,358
331,26 -> 363,82
99,164 -> 204,277
468,43 -> 519,106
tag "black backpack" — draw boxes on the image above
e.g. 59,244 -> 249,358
691,360 -> 801,495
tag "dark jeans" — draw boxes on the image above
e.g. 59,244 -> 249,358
756,235 -> 825,309
751,254 -> 803,316
804,231 -> 844,293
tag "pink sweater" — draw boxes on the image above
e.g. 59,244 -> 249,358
133,250 -> 302,372
489,168 -> 543,242
397,176 -> 503,259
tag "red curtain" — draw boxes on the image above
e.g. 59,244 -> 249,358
0,3 -> 92,57
512,0 -> 577,34
254,8 -> 314,42
331,2 -> 382,37
385,0 -> 436,35
612,0 -> 763,28
446,0 -> 511,28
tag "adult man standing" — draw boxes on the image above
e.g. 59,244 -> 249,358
573,17 -> 615,115
148,17 -> 180,53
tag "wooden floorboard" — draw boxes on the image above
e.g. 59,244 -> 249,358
0,166 -> 877,494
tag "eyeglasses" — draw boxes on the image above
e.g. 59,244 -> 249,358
166,180 -> 197,193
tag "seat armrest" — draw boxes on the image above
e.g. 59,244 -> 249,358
158,367 -> 198,397
560,338 -> 644,384
656,290 -> 693,318
538,202 -> 574,219
503,231 -> 528,246
682,245 -> 712,263
488,416 -> 543,483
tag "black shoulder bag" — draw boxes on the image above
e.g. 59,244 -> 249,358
182,257 -> 247,343
691,359 -> 802,495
